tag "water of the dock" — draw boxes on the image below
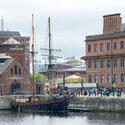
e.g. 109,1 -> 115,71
0,111 -> 125,125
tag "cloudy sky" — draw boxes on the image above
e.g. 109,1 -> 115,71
0,0 -> 125,58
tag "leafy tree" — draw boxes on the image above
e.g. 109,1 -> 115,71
70,59 -> 79,63
29,73 -> 48,83
67,59 -> 79,64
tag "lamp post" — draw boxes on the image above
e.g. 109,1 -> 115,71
96,82 -> 98,89
111,38 -> 115,96
63,72 -> 65,88
0,82 -> 2,95
112,79 -> 115,96
81,80 -> 84,96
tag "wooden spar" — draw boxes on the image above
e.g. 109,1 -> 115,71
32,14 -> 35,82
48,17 -> 52,95
48,17 -> 52,69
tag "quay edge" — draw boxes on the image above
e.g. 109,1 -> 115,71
1,95 -> 125,112
69,96 -> 125,112
0,96 -> 12,110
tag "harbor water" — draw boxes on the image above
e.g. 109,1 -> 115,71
0,111 -> 125,125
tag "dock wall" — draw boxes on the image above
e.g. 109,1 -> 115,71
69,96 -> 125,112
1,95 -> 125,112
0,96 -> 12,110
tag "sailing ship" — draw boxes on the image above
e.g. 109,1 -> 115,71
11,15 -> 71,112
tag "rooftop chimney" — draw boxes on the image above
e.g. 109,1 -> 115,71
103,13 -> 121,34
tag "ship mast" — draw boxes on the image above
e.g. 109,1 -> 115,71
32,14 -> 35,82
41,17 -> 61,94
48,17 -> 52,70
48,17 -> 53,91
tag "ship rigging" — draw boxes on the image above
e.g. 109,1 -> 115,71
41,17 -> 61,87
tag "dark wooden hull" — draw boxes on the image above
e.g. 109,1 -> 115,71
11,98 -> 68,112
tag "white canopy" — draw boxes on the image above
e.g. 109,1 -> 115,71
65,75 -> 81,79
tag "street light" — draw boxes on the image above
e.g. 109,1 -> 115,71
112,80 -> 115,96
96,82 -> 99,89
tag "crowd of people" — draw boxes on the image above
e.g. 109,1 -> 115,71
81,87 -> 122,97
44,86 -> 124,97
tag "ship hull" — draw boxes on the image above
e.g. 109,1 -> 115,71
11,98 -> 68,112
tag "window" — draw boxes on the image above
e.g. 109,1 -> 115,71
14,65 -> 17,75
100,43 -> 104,51
19,68 -> 21,75
107,74 -> 111,83
94,44 -> 98,52
107,60 -> 111,68
88,45 -> 91,52
94,60 -> 98,69
94,75 -> 98,83
120,59 -> 124,67
107,42 -> 110,51
11,68 -> 13,76
114,59 -> 117,68
120,41 -> 124,49
101,74 -> 104,84
100,60 -> 104,68
113,74 -> 117,83
121,74 -> 124,83
114,42 -> 117,50
88,61 -> 92,69
88,75 -> 92,83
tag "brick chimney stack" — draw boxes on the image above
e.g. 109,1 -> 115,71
103,13 -> 121,34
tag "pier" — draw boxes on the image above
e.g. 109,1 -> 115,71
69,96 -> 125,112
1,95 -> 125,112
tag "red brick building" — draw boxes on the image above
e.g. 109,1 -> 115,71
81,13 -> 125,88
0,54 -> 35,95
0,31 -> 30,72
0,31 -> 35,94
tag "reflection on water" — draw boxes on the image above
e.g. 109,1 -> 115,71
0,111 -> 125,125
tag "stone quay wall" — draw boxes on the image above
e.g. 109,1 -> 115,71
69,96 -> 125,112
0,96 -> 12,110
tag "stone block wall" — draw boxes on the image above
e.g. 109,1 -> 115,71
69,96 -> 125,112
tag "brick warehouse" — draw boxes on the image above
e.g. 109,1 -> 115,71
0,31 -> 35,95
81,13 -> 125,88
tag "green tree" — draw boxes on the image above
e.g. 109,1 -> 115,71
29,73 -> 48,83
67,59 -> 79,64
70,59 -> 79,63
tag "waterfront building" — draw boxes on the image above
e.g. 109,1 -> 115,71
0,53 -> 35,95
40,56 -> 85,78
0,31 -> 30,72
0,31 -> 36,94
34,59 -> 44,73
81,13 -> 125,88
34,56 -> 47,73
40,63 -> 86,79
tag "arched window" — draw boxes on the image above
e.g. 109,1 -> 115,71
19,68 -> 21,75
14,65 -> 17,75
121,74 -> 124,83
94,75 -> 98,83
101,74 -> 104,84
11,68 -> 13,76
88,75 -> 92,83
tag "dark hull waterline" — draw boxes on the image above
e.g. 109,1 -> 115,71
11,98 -> 68,112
